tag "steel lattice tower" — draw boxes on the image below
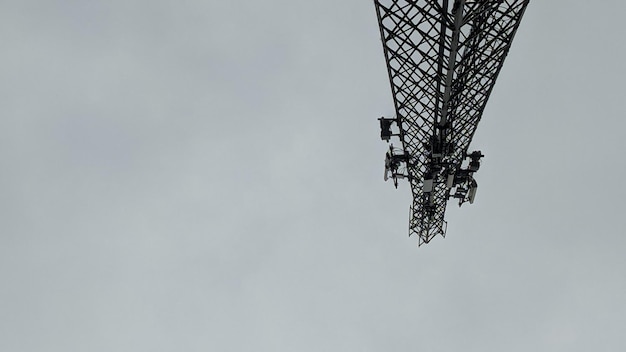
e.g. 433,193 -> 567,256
374,0 -> 529,245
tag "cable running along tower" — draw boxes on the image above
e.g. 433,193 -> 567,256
374,0 -> 529,245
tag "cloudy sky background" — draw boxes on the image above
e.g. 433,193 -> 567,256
1,1 -> 625,351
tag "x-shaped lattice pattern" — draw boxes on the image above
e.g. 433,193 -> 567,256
374,0 -> 529,245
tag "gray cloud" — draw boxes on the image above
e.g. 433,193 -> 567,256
1,1 -> 625,351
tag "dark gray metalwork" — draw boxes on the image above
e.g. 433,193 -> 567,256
374,0 -> 529,245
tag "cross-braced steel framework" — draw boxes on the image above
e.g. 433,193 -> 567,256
374,0 -> 529,245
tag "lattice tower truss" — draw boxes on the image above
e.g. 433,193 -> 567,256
374,0 -> 529,245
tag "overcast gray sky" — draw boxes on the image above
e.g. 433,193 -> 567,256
1,1 -> 625,351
